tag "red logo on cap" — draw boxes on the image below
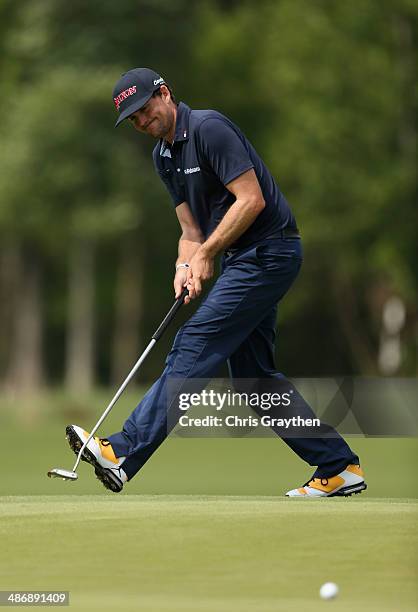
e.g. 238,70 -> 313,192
113,86 -> 137,111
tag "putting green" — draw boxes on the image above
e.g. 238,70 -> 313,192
2,417 -> 418,498
0,496 -> 416,611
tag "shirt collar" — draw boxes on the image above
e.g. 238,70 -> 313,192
173,102 -> 191,142
160,102 -> 191,156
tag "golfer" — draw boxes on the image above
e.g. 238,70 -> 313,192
67,68 -> 366,497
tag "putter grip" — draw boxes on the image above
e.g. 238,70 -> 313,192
151,287 -> 189,342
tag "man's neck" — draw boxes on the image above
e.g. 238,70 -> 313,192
165,104 -> 178,145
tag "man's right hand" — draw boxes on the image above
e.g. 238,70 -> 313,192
174,268 -> 191,304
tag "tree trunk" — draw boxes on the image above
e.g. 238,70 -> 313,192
333,277 -> 378,375
5,243 -> 44,394
65,238 -> 95,393
0,243 -> 19,382
111,235 -> 143,385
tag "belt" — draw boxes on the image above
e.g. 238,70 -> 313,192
225,228 -> 300,257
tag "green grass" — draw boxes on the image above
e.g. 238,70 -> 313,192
1,390 -> 417,610
0,496 -> 417,611
1,420 -> 418,497
1,386 -> 417,497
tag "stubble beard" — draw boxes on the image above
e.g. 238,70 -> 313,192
155,107 -> 175,141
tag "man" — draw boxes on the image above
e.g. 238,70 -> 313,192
66,68 -> 366,497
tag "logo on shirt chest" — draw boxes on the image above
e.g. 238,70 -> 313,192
184,166 -> 201,175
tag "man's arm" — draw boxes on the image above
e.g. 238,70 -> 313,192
202,169 -> 265,255
174,201 -> 204,304
186,169 -> 265,299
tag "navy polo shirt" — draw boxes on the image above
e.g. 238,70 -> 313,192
152,102 -> 297,250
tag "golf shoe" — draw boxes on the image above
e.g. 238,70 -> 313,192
286,464 -> 367,497
66,424 -> 128,493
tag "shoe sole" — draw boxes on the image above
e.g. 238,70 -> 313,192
286,482 -> 368,497
65,425 -> 123,493
330,482 -> 367,497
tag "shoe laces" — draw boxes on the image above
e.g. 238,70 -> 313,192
304,477 -> 328,487
99,438 -> 111,446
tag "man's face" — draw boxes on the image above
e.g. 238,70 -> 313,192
128,86 -> 174,139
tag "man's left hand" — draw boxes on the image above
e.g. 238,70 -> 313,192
187,248 -> 214,299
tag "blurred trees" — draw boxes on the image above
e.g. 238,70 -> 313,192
0,0 -> 416,395
192,0 -> 417,375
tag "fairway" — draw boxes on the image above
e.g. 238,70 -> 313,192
0,496 -> 416,611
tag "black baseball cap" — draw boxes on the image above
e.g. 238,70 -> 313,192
112,68 -> 166,127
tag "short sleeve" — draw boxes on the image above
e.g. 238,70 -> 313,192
197,118 -> 254,186
152,147 -> 185,207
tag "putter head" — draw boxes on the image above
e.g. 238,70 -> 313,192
47,468 -> 78,481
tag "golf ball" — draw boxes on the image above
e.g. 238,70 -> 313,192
319,582 -> 339,600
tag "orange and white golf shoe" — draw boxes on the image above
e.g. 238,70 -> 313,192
66,424 -> 128,493
286,464 -> 367,497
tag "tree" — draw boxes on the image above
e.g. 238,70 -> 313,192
190,0 -> 417,374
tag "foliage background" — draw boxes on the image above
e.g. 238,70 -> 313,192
0,0 -> 416,398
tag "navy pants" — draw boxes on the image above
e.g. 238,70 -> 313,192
108,238 -> 359,480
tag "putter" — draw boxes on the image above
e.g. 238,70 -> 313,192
48,287 -> 189,482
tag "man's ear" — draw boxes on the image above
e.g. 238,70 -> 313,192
160,84 -> 171,104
